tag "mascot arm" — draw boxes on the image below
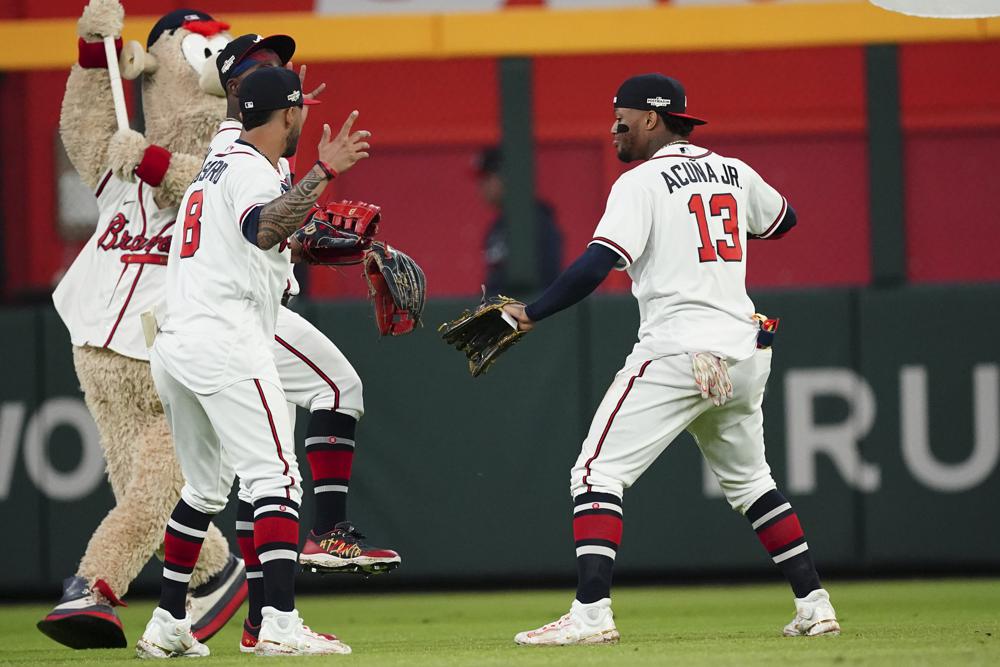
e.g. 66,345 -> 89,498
153,153 -> 203,209
59,0 -> 125,189
105,132 -> 200,210
61,65 -> 119,190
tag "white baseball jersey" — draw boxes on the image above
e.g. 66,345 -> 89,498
153,139 -> 291,394
589,142 -> 787,367
210,119 -> 299,298
53,172 -> 175,360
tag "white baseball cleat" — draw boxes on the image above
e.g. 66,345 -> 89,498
515,598 -> 620,646
254,606 -> 352,656
783,588 -> 841,637
135,607 -> 210,659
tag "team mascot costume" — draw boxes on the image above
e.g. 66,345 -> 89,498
38,0 -> 245,649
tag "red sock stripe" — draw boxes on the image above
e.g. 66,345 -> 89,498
253,515 -> 299,545
756,514 -> 804,553
573,513 -> 623,546
306,449 -> 354,481
237,535 -> 261,567
164,531 -> 203,569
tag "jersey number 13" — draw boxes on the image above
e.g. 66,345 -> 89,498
688,193 -> 743,263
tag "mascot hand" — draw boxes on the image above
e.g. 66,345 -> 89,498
78,0 -> 124,42
108,129 -> 149,183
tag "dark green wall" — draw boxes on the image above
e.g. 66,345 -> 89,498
0,286 -> 998,592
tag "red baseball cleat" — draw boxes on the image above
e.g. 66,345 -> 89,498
299,521 -> 401,575
240,619 -> 259,654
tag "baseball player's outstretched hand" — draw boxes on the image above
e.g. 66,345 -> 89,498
290,63 -> 326,125
503,303 -> 535,332
318,111 -> 370,175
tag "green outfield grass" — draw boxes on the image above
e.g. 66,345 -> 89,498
2,579 -> 997,666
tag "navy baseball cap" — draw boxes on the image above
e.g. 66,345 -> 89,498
239,66 -> 319,114
614,73 -> 707,125
147,9 -> 216,48
217,34 -> 296,88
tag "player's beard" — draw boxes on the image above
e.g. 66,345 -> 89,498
615,138 -> 636,163
282,125 -> 301,159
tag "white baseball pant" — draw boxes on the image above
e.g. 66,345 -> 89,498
572,348 -> 776,514
272,306 -> 364,419
234,306 -> 365,504
150,357 -> 303,515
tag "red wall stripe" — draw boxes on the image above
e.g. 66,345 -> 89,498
6,43 -> 1000,297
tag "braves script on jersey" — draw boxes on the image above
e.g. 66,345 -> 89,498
153,139 -> 291,394
589,142 -> 786,368
53,172 -> 176,360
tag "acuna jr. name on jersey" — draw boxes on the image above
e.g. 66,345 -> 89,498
660,160 -> 742,194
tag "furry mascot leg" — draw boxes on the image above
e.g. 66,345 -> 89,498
37,346 -> 242,649
73,345 -> 230,593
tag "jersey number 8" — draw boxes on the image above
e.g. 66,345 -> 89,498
180,190 -> 204,258
688,193 -> 743,263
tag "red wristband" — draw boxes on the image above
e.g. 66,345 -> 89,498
316,160 -> 338,180
135,144 -> 171,187
78,37 -> 123,69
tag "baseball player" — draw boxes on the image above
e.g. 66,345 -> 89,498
505,74 -> 839,645
136,67 -> 368,657
211,34 -> 400,652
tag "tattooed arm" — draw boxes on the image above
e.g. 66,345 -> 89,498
255,165 -> 330,250
254,110 -> 371,251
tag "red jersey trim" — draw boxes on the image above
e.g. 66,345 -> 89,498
758,197 -> 788,239
122,254 -> 168,266
648,149 -> 714,161
215,151 -> 258,158
103,265 -> 144,349
137,182 -> 148,238
239,203 -> 266,228
94,170 -> 113,198
590,237 -> 633,265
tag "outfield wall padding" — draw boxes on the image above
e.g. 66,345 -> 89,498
0,285 -> 997,592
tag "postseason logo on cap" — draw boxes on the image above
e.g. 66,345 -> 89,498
220,55 -> 236,73
646,96 -> 671,107
287,90 -> 301,103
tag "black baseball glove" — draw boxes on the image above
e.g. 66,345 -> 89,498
439,295 -> 527,377
364,241 -> 426,336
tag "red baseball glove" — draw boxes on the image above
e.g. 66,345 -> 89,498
294,200 -> 381,266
